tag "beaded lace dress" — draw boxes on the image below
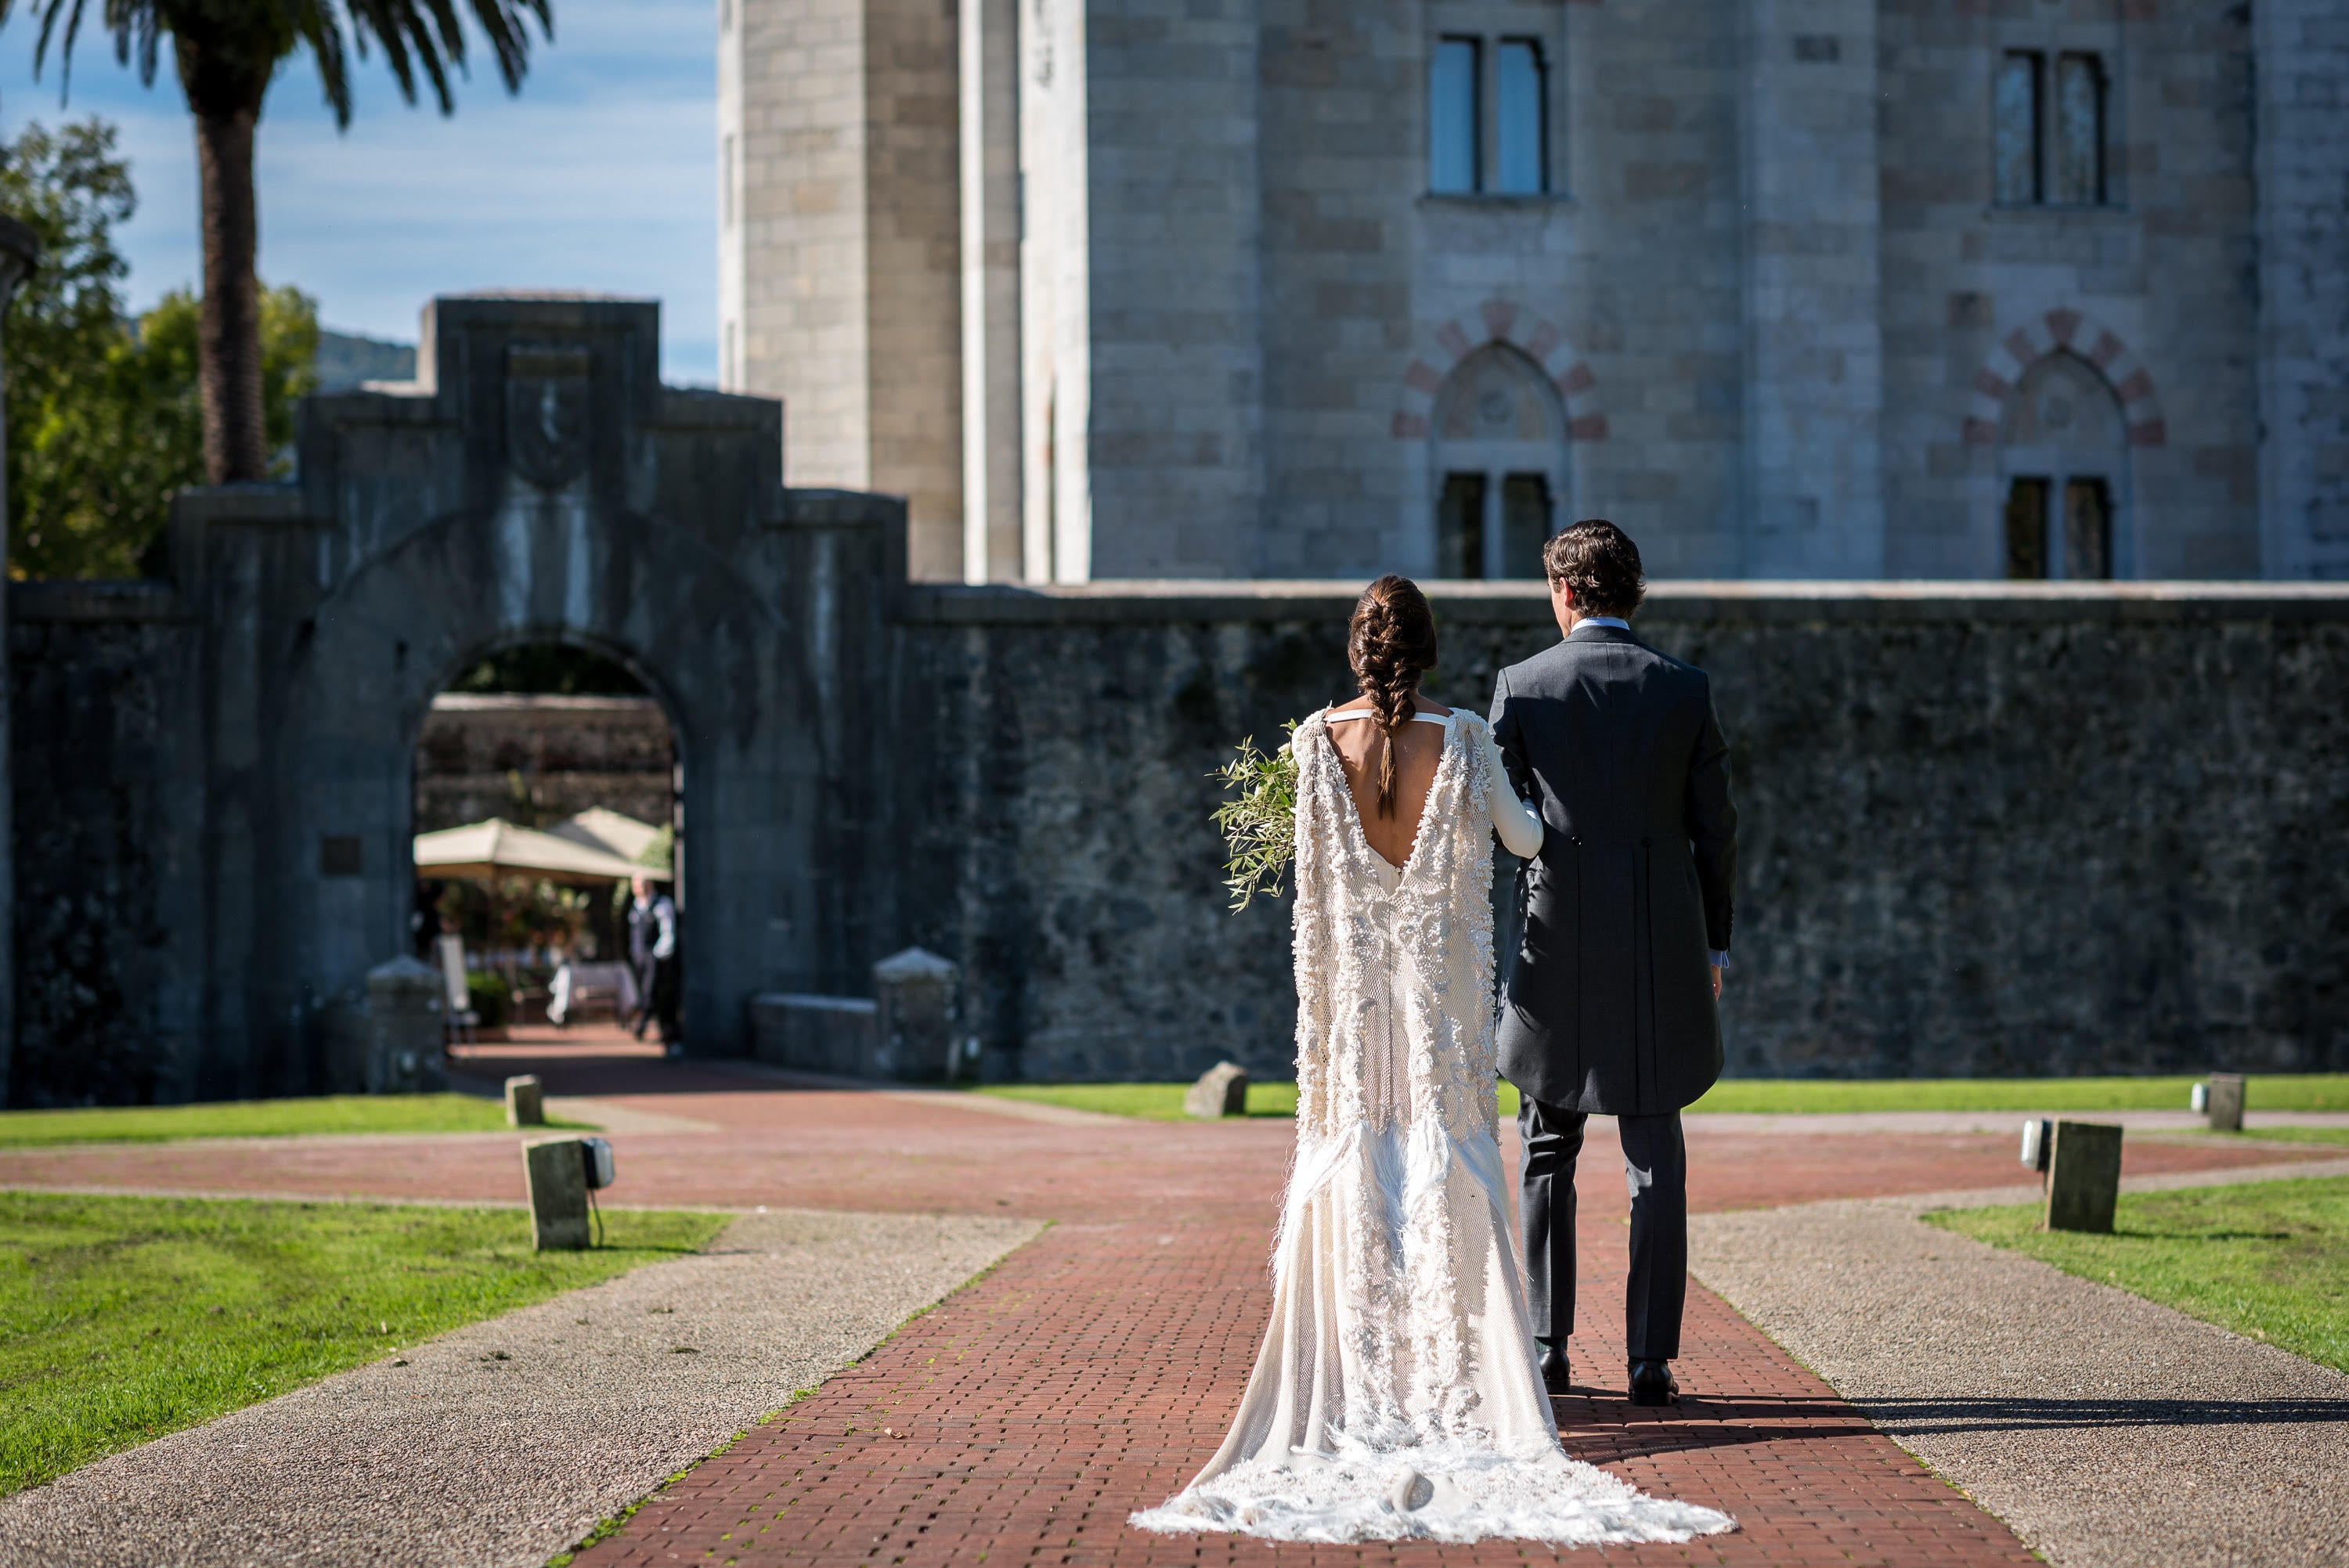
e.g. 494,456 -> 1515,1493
1131,710 -> 1734,1546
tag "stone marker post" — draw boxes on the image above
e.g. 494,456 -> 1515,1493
1185,1062 -> 1250,1118
363,956 -> 444,1093
507,1074 -> 545,1126
874,946 -> 958,1080
2206,1072 -> 2246,1133
2043,1119 -> 2123,1234
524,1136 -> 591,1249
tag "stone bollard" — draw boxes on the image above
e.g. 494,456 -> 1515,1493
523,1137 -> 591,1249
2205,1072 -> 2246,1133
1185,1062 -> 1250,1119
364,956 -> 446,1094
873,947 -> 958,1081
2042,1119 -> 2123,1234
507,1074 -> 545,1126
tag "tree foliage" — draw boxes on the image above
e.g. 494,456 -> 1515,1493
2,118 -> 317,579
2,0 -> 550,483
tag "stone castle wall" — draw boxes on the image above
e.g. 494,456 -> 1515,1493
8,585 -> 205,1105
413,696 -> 674,834
887,582 -> 2349,1084
13,568 -> 2345,1101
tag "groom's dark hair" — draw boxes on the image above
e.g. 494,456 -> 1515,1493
1543,520 -> 1646,618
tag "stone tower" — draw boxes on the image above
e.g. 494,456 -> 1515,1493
723,0 -> 2349,584
717,0 -> 966,579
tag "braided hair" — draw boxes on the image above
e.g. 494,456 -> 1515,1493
1346,575 -> 1440,817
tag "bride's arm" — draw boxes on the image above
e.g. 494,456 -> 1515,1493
1475,723 -> 1544,859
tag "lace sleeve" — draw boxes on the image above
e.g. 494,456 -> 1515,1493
1465,714 -> 1543,859
1460,716 -> 1503,1141
1288,715 -> 1334,1141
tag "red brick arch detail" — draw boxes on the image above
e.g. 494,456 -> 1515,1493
1961,307 -> 2167,448
1391,300 -> 1606,443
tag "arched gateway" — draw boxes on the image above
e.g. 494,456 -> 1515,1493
161,296 -> 899,1094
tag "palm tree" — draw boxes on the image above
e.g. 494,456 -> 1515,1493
5,0 -> 552,484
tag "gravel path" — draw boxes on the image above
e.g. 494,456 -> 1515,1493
0,1208 -> 1041,1568
1689,1169 -> 2349,1568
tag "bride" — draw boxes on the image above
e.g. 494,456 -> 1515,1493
1132,576 -> 1734,1547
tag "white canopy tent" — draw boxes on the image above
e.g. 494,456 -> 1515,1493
545,806 -> 667,867
413,817 -> 664,885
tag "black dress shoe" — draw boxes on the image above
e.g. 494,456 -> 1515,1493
1626,1359 -> 1679,1406
1536,1339 -> 1570,1393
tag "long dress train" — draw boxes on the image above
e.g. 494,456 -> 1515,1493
1131,709 -> 1735,1546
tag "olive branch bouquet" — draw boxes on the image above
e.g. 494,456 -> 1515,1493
1210,721 -> 1299,913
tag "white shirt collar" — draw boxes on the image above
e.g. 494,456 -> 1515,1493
1576,616 -> 1631,631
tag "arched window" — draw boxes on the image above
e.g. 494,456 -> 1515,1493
2000,351 -> 2127,579
1430,344 -> 1568,579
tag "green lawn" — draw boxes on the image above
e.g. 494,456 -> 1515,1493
0,1192 -> 723,1494
1928,1176 -> 2349,1374
0,1093 -> 592,1148
976,1075 -> 2349,1121
976,1082 -> 1302,1120
2199,1126 -> 2349,1150
1686,1074 -> 2349,1114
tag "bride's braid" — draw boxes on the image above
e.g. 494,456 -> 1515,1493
1347,575 -> 1440,818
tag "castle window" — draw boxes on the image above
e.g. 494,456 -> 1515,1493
1436,472 -> 1487,576
1994,48 -> 2109,207
1993,52 -> 2041,205
1430,345 -> 1568,578
1427,20 -> 1557,197
2001,352 -> 2126,579
1430,38 -> 1481,194
2053,53 -> 2106,206
1494,40 -> 1548,194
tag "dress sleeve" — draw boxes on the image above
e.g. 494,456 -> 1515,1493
1472,715 -> 1544,859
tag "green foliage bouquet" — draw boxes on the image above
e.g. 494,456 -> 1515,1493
1211,722 -> 1299,913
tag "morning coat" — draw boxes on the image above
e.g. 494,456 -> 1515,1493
1488,619 -> 1738,1116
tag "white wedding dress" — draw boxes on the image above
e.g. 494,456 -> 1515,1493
1132,708 -> 1735,1546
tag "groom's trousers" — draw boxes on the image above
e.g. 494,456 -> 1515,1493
1516,1098 -> 1688,1362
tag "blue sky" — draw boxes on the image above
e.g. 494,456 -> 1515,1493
0,0 -> 720,383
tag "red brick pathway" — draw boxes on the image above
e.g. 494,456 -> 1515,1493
573,1209 -> 2033,1567
3,1062 -> 2318,1565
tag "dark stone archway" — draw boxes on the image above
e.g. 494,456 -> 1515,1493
42,295 -> 901,1101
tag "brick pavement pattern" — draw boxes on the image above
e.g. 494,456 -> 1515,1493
4,1058 -> 2317,1566
572,1209 -> 2037,1568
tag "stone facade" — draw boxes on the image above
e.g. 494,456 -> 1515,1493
718,0 -> 965,581
728,0 -> 2348,583
2255,0 -> 2349,579
9,294 -> 2346,1107
414,696 -> 675,834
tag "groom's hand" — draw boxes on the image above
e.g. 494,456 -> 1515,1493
1711,964 -> 1723,1001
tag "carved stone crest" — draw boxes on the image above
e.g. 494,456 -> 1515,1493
506,344 -> 592,489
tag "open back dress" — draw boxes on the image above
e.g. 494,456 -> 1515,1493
1131,708 -> 1736,1546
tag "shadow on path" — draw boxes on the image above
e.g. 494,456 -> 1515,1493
1853,1394 -> 2349,1433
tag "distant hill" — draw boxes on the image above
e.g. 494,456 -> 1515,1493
314,330 -> 417,391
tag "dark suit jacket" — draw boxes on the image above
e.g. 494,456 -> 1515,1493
1488,621 -> 1737,1115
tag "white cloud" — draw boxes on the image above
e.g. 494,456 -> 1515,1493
1,0 -> 719,381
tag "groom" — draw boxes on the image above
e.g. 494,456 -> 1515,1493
1488,519 -> 1737,1408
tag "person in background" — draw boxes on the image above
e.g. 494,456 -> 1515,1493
626,873 -> 682,1056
